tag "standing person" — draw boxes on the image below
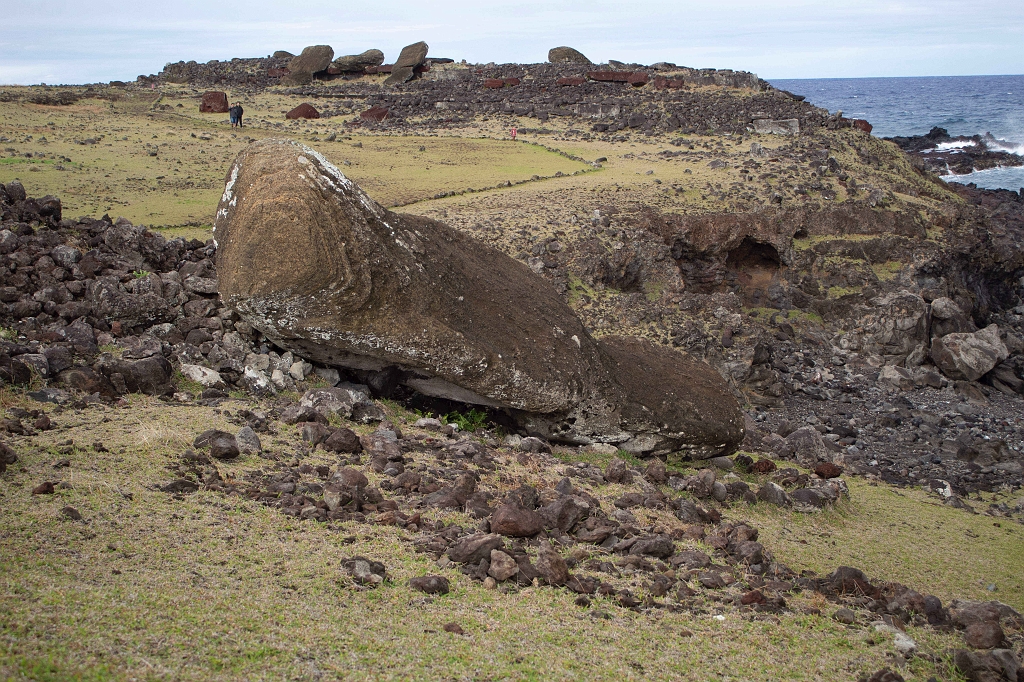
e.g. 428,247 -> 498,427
229,104 -> 244,128
510,126 -> 517,141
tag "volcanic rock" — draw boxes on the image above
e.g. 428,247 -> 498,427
931,325 -> 1009,381
333,49 -> 385,72
409,575 -> 449,594
383,41 -> 428,86
548,47 -> 592,65
285,103 -> 320,120
200,92 -> 229,113
214,139 -> 744,457
490,504 -> 544,537
285,45 -> 334,84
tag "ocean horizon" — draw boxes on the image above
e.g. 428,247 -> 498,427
769,74 -> 1024,190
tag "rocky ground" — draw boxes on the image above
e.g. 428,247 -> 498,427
887,127 -> 1024,177
3,44 -> 1024,680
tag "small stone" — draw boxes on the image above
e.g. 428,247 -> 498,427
535,542 -> 569,586
442,622 -> 465,635
710,456 -> 734,470
31,482 -> 54,495
482,576 -> 497,589
60,506 -> 82,521
323,428 -> 362,454
410,575 -> 450,595
490,504 -> 544,537
342,556 -> 386,586
448,533 -> 503,564
645,459 -> 667,483
605,457 -> 632,484
833,608 -> 856,624
756,481 -> 791,506
236,426 -> 262,454
487,549 -> 520,582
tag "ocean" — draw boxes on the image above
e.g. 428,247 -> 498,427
768,75 -> 1024,191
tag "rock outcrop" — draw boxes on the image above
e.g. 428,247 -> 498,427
214,139 -> 743,457
332,49 -> 385,73
383,41 -> 428,86
284,45 -> 335,85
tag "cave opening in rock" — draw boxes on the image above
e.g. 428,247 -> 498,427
726,237 -> 781,270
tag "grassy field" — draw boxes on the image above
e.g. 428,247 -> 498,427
0,83 -> 1014,681
0,391 -> 998,681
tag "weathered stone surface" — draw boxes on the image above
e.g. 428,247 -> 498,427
490,504 -> 544,537
535,542 -> 569,586
932,325 -> 1009,381
215,139 -> 744,456
487,550 -> 519,581
383,42 -> 427,86
448,533 -> 503,564
200,91 -> 229,113
409,575 -> 449,594
753,118 -> 800,135
332,49 -> 385,72
286,45 -> 334,83
548,46 -> 592,65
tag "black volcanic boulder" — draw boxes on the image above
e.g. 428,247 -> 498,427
383,41 -> 428,86
214,139 -> 744,458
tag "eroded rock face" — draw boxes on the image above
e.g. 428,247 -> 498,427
215,138 -> 743,457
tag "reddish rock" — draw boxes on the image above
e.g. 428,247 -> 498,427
490,504 -> 544,537
360,105 -> 390,122
199,91 -> 229,113
323,428 -> 362,453
853,119 -> 873,134
627,72 -> 649,86
366,65 -> 392,74
556,77 -> 586,86
653,76 -> 686,89
587,71 -> 632,83
740,589 -> 766,605
484,78 -> 505,89
750,459 -> 777,474
503,77 -> 520,86
814,462 -> 843,479
286,103 -> 320,120
326,66 -> 343,75
268,67 -> 290,78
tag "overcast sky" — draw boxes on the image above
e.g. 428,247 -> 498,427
2,0 -> 1022,85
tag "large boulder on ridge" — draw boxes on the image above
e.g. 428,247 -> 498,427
548,47 -> 592,65
214,139 -> 744,458
284,45 -> 334,85
333,49 -> 385,72
383,41 -> 428,86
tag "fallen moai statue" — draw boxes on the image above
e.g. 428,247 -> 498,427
214,139 -> 744,458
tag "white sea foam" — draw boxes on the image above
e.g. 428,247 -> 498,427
934,140 -> 977,151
